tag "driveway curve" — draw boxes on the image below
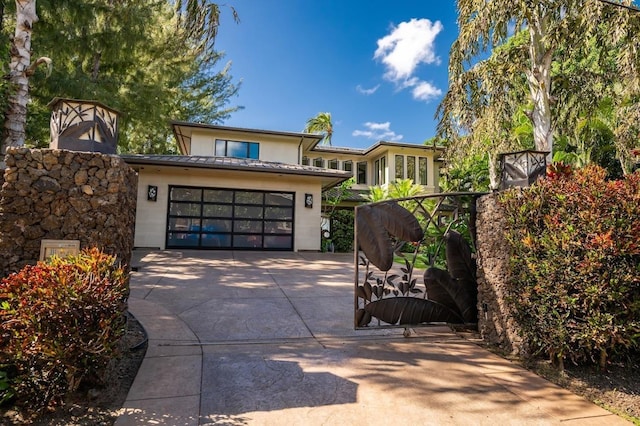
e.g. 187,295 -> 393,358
116,250 -> 629,426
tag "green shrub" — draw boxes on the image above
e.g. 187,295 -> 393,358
331,209 -> 354,253
501,165 -> 640,370
0,248 -> 128,411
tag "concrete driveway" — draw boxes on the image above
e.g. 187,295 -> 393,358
116,250 -> 628,426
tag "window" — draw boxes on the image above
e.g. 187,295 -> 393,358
357,162 -> 367,184
407,156 -> 416,182
380,155 -> 386,185
302,156 -> 309,166
328,159 -> 338,170
373,159 -> 380,185
343,160 -> 353,173
215,139 -> 259,159
313,157 -> 324,168
419,157 -> 428,185
395,155 -> 404,180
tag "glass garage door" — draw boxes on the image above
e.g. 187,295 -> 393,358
166,186 -> 294,250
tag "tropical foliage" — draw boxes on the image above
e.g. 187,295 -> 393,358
321,177 -> 354,252
438,0 -> 640,187
0,1 -> 242,154
0,248 -> 129,411
365,178 -> 424,202
500,165 -> 640,370
303,112 -> 333,146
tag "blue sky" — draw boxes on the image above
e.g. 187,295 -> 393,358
215,1 -> 459,149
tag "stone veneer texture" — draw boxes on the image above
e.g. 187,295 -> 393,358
475,193 -> 526,356
0,148 -> 137,276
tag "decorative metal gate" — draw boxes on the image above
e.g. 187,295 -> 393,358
354,192 -> 486,331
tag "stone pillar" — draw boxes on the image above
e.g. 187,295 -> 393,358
475,193 -> 526,356
0,148 -> 137,276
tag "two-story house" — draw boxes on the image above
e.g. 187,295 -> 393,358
122,121 -> 442,252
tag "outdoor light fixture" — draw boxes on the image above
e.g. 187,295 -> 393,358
147,185 -> 158,201
304,193 -> 313,208
499,150 -> 549,190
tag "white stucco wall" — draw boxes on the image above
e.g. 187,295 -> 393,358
133,166 -> 322,251
189,129 -> 301,164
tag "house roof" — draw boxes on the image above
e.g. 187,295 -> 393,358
121,154 -> 352,190
170,121 -> 445,159
171,121 -> 323,155
308,140 -> 445,157
322,187 -> 369,203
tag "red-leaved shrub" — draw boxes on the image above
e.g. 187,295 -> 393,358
0,248 -> 128,411
501,165 -> 640,370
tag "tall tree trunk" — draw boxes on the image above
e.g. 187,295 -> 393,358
0,1 -> 6,33
1,0 -> 38,156
526,12 -> 554,157
488,152 -> 500,190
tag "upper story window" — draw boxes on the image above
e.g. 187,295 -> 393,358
407,156 -> 416,182
395,155 -> 404,180
374,159 -> 380,185
374,156 -> 386,185
328,159 -> 339,170
302,156 -> 309,166
357,162 -> 367,184
215,139 -> 259,159
343,160 -> 353,173
313,157 -> 325,168
419,157 -> 428,185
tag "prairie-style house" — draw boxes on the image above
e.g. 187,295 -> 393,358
122,122 -> 443,251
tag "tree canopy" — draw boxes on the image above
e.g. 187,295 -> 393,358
0,0 -> 242,154
438,0 -> 640,187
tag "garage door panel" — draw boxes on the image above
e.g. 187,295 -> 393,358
235,192 -> 263,204
235,205 -> 264,219
172,187 -> 201,201
234,235 -> 263,248
264,221 -> 292,234
167,232 -> 200,247
265,207 -> 292,220
234,220 -> 262,233
169,217 -> 201,231
202,234 -> 231,248
203,204 -> 232,217
203,218 -> 232,232
167,186 -> 294,250
204,189 -> 233,203
265,193 -> 294,206
170,202 -> 201,216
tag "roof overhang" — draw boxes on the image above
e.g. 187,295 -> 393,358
121,154 -> 352,190
171,121 -> 324,155
363,141 -> 446,156
304,140 -> 446,157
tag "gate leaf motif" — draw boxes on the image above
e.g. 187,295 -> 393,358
356,202 -> 424,271
364,297 -> 464,325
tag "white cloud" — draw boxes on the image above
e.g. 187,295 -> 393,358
356,84 -> 380,95
352,122 -> 403,141
411,81 -> 442,102
374,18 -> 443,82
373,18 -> 444,103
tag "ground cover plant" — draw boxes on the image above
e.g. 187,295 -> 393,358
0,248 -> 129,414
501,164 -> 640,370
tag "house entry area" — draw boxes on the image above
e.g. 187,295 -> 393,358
166,185 -> 295,250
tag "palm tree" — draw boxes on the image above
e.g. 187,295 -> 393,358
304,112 -> 333,146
